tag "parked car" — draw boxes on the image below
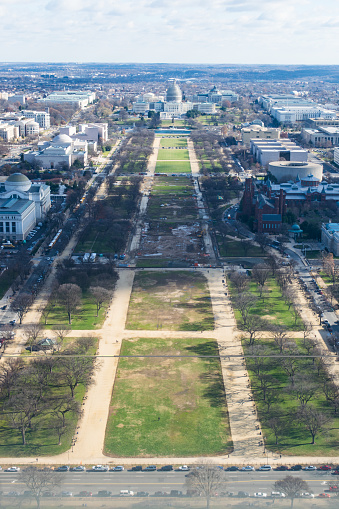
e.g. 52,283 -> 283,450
241,465 -> 255,471
237,491 -> 250,497
131,465 -> 143,471
112,465 -> 124,471
300,492 -> 315,498
56,466 -> 69,472
136,491 -> 149,497
61,491 -> 73,497
318,465 -> 332,471
318,493 -> 330,498
97,490 -> 112,497
144,465 -> 157,471
178,465 -> 190,471
275,465 -> 289,471
290,465 -> 303,471
226,466 -> 239,471
271,492 -> 285,498
79,491 -> 92,497
5,467 -> 20,472
254,492 -> 267,498
258,465 -> 272,471
304,465 -> 317,471
159,465 -> 173,471
91,465 -> 109,472
120,490 -> 134,497
71,466 -> 86,472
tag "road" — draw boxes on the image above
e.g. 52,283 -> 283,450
0,470 -> 337,497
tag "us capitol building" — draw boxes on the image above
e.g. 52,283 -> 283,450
132,81 -> 217,118
0,173 -> 51,241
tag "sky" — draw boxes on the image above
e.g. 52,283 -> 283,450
1,0 -> 339,64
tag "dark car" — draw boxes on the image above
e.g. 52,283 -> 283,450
154,491 -> 168,497
79,491 -> 92,497
136,491 -> 149,497
290,465 -> 303,471
226,466 -> 239,471
275,465 -> 289,471
97,490 -> 112,497
170,490 -> 183,497
131,465 -> 143,471
159,465 -> 173,471
237,491 -> 250,497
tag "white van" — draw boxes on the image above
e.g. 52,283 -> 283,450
120,490 -> 134,497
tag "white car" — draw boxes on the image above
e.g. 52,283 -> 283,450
254,492 -> 267,498
258,465 -> 272,471
178,465 -> 190,471
92,465 -> 109,472
271,491 -> 285,498
241,465 -> 255,471
300,492 -> 315,498
5,466 -> 20,472
304,465 -> 317,471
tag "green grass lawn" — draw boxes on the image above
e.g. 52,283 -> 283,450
104,336 -> 232,457
160,138 -> 187,148
42,291 -> 109,330
243,337 -> 339,456
126,271 -> 214,331
230,277 -> 303,330
0,338 -> 97,457
155,161 -> 191,173
157,149 -> 190,160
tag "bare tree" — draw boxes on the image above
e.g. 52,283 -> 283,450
12,293 -> 33,324
52,324 -> 71,351
5,387 -> 41,445
59,356 -> 94,398
266,254 -> 279,276
322,380 -> 339,414
282,286 -> 296,310
280,342 -> 299,385
251,264 -> 270,298
323,252 -> 337,284
248,345 -> 270,376
89,286 -> 111,317
290,374 -> 317,407
242,314 -> 265,346
271,325 -> 288,353
267,414 -> 285,445
0,358 -> 25,398
19,467 -> 64,509
234,292 -> 257,326
23,323 -> 43,353
274,476 -> 311,507
57,283 -> 82,324
254,233 -> 268,253
40,303 -> 53,325
297,405 -> 329,445
185,462 -> 227,509
229,271 -> 249,293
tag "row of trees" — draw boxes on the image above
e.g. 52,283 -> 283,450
0,338 -> 96,446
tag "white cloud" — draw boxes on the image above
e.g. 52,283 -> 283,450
0,0 -> 337,63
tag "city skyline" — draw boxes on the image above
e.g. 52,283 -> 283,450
1,0 -> 339,64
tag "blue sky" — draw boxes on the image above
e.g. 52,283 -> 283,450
1,0 -> 339,64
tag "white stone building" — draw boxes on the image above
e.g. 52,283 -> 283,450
321,223 -> 339,256
24,133 -> 88,169
241,125 -> 281,146
38,91 -> 95,109
250,139 -> 308,166
0,173 -> 51,241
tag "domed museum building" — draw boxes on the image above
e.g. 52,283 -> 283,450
0,173 -> 50,241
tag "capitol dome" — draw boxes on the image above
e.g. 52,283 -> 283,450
166,81 -> 182,102
52,134 -> 72,146
5,173 -> 31,192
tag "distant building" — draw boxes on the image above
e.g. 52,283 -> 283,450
24,110 -> 50,129
38,90 -> 95,109
132,82 -> 216,117
322,223 -> 339,256
268,161 -> 323,183
192,86 -> 239,104
334,147 -> 339,166
250,139 -> 308,166
0,173 -> 51,241
241,125 -> 281,146
60,123 -> 107,143
0,123 -> 19,141
259,94 -> 336,123
24,133 -> 88,169
302,125 -> 339,147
